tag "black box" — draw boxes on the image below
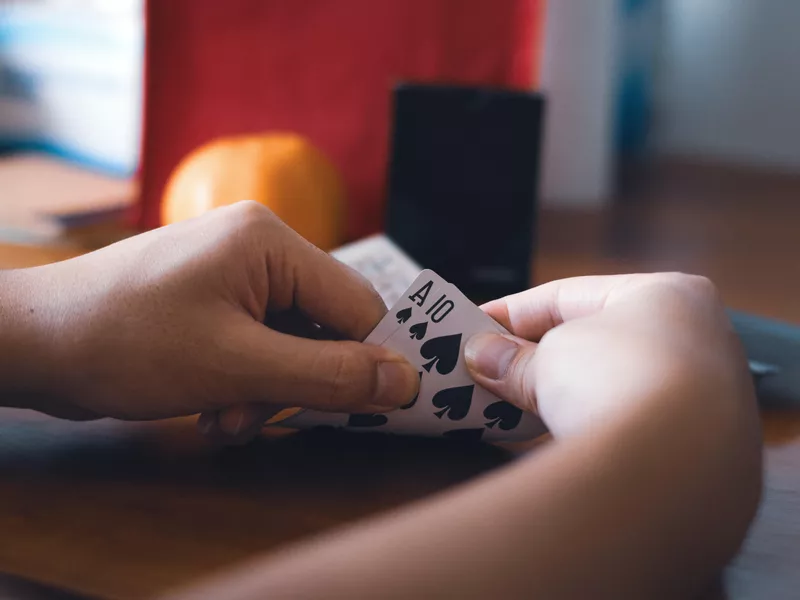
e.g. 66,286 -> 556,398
384,82 -> 545,304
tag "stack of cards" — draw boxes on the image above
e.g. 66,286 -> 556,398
271,270 -> 547,443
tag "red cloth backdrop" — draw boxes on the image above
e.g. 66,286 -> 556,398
136,0 -> 545,240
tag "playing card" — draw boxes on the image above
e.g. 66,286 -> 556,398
363,269 -> 450,346
378,279 -> 507,381
372,280 -> 544,441
330,234 -> 422,308
271,271 -> 546,443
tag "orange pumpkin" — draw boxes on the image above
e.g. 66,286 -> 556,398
161,133 -> 345,250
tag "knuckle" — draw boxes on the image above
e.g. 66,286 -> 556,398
651,272 -> 721,304
228,200 -> 276,228
342,264 -> 386,336
682,274 -> 718,298
347,263 -> 384,306
507,346 -> 539,412
320,345 -> 376,409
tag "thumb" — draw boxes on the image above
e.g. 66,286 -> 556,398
465,333 -> 539,413
231,322 -> 420,414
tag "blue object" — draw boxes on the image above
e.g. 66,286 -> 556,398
728,310 -> 800,410
0,3 -> 142,176
616,0 -> 660,155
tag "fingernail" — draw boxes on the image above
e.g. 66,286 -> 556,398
465,333 -> 519,381
375,360 -> 419,407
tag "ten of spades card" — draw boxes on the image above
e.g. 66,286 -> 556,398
272,270 -> 547,442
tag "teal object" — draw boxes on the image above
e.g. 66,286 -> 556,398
616,0 -> 660,155
0,3 -> 142,176
728,310 -> 800,410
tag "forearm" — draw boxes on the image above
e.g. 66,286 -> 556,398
166,373 -> 762,599
0,268 -> 57,406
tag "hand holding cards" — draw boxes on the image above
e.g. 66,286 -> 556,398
271,270 -> 546,442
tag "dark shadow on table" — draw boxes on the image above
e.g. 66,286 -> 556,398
0,415 -> 515,496
0,572 -> 98,599
0,413 -> 520,598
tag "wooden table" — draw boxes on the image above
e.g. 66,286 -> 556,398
1,160 -> 799,599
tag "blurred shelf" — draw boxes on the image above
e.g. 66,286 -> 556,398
0,152 -> 137,248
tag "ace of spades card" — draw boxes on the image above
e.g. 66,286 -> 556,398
270,270 -> 546,443
363,270 -> 452,346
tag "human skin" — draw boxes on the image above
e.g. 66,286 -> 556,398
163,273 -> 763,600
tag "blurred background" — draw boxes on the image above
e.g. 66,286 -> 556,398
0,0 -> 798,319
1,4 -> 800,597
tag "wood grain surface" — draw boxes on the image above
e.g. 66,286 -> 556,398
0,160 -> 798,599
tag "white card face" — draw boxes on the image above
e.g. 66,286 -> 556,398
272,271 -> 547,443
363,269 -> 448,346
330,234 -> 422,309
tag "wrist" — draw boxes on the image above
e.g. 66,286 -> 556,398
0,267 -> 60,407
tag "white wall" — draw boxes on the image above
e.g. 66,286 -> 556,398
655,0 -> 800,171
0,0 -> 143,174
538,0 -> 619,207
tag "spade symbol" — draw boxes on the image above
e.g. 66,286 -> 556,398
395,307 -> 412,324
432,385 -> 474,421
408,321 -> 428,340
347,413 -> 389,428
420,333 -> 462,375
401,372 -> 423,409
443,428 -> 485,443
483,401 -> 522,431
